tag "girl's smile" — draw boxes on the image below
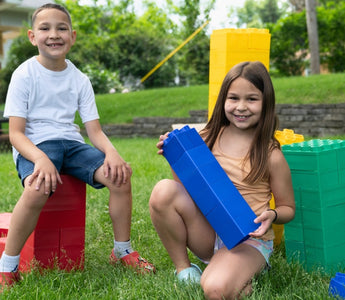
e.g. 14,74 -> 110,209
224,77 -> 263,131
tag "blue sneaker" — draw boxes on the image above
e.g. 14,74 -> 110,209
175,263 -> 202,284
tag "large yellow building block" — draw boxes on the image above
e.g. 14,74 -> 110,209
208,28 -> 271,118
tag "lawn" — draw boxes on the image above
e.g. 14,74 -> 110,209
0,138 -> 338,299
85,72 -> 345,125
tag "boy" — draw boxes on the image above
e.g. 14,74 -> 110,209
0,3 -> 155,290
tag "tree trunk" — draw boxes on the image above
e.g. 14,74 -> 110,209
305,0 -> 320,74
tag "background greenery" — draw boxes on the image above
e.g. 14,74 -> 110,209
1,72 -> 345,127
1,0 -> 345,100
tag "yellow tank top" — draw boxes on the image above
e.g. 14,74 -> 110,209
212,131 -> 274,241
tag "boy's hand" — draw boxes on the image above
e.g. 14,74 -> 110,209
156,132 -> 170,155
103,149 -> 132,187
28,156 -> 62,194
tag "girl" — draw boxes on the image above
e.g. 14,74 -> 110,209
149,61 -> 295,300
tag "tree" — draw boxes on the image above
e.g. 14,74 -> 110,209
270,11 -> 308,76
166,0 -> 215,85
235,0 -> 286,28
317,1 -> 345,72
305,0 -> 320,74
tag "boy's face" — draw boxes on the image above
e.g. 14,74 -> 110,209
28,8 -> 76,67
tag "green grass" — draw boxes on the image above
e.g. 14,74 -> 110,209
1,72 -> 345,127
0,138 -> 340,299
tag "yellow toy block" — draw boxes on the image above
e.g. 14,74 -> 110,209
270,129 -> 304,247
208,28 -> 271,118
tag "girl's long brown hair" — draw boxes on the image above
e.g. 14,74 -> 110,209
200,61 -> 280,184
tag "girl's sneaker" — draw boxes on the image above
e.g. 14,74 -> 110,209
175,263 -> 202,284
109,250 -> 156,274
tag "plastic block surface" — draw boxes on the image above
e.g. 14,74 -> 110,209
329,273 -> 345,299
163,126 -> 259,250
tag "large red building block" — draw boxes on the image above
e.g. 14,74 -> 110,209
0,175 -> 86,272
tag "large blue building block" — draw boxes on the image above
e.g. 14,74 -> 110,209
163,125 -> 260,250
329,273 -> 345,299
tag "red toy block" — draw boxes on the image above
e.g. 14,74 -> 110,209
0,175 -> 86,272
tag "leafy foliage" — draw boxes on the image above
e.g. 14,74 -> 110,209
270,11 -> 308,76
317,1 -> 345,72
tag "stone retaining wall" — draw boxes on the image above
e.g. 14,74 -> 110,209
100,104 -> 345,138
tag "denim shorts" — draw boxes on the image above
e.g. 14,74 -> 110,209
214,235 -> 274,266
16,140 -> 105,189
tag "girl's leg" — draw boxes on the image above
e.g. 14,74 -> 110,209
200,244 -> 266,300
4,177 -> 50,256
149,179 -> 215,274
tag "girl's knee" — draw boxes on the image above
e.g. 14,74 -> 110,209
202,279 -> 227,300
149,179 -> 176,209
201,276 -> 238,300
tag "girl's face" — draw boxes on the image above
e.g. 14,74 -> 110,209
28,8 -> 76,69
224,77 -> 263,131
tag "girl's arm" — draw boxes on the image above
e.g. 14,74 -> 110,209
250,148 -> 295,237
268,148 -> 295,224
84,119 -> 132,186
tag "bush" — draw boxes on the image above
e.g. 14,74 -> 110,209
81,63 -> 123,94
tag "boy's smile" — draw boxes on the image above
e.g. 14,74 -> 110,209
27,8 -> 76,71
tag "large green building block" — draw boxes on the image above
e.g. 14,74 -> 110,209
282,139 -> 345,273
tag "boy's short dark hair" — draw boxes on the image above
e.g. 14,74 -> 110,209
32,3 -> 72,27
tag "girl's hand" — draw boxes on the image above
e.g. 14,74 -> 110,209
156,132 -> 170,155
249,210 -> 275,238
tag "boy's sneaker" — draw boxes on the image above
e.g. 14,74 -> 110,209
0,271 -> 21,292
109,250 -> 156,274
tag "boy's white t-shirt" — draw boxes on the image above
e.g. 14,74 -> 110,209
4,56 -> 99,162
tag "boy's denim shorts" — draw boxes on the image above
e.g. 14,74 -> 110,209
16,140 -> 105,189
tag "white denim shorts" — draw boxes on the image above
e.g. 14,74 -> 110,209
214,235 -> 274,266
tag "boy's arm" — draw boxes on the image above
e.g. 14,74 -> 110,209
8,116 -> 62,193
84,119 -> 132,186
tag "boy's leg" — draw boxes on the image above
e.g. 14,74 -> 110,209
1,140 -> 64,288
4,180 -> 50,257
149,179 -> 215,274
200,244 -> 266,299
0,177 -> 50,290
94,167 -> 132,242
93,164 -> 155,273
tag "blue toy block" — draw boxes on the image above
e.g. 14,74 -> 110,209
329,273 -> 345,299
163,125 -> 260,250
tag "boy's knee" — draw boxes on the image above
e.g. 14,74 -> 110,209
107,180 -> 132,195
22,188 -> 49,210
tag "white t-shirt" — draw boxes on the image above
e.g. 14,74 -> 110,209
4,56 -> 99,162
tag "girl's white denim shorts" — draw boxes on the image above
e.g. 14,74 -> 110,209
214,235 -> 274,266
